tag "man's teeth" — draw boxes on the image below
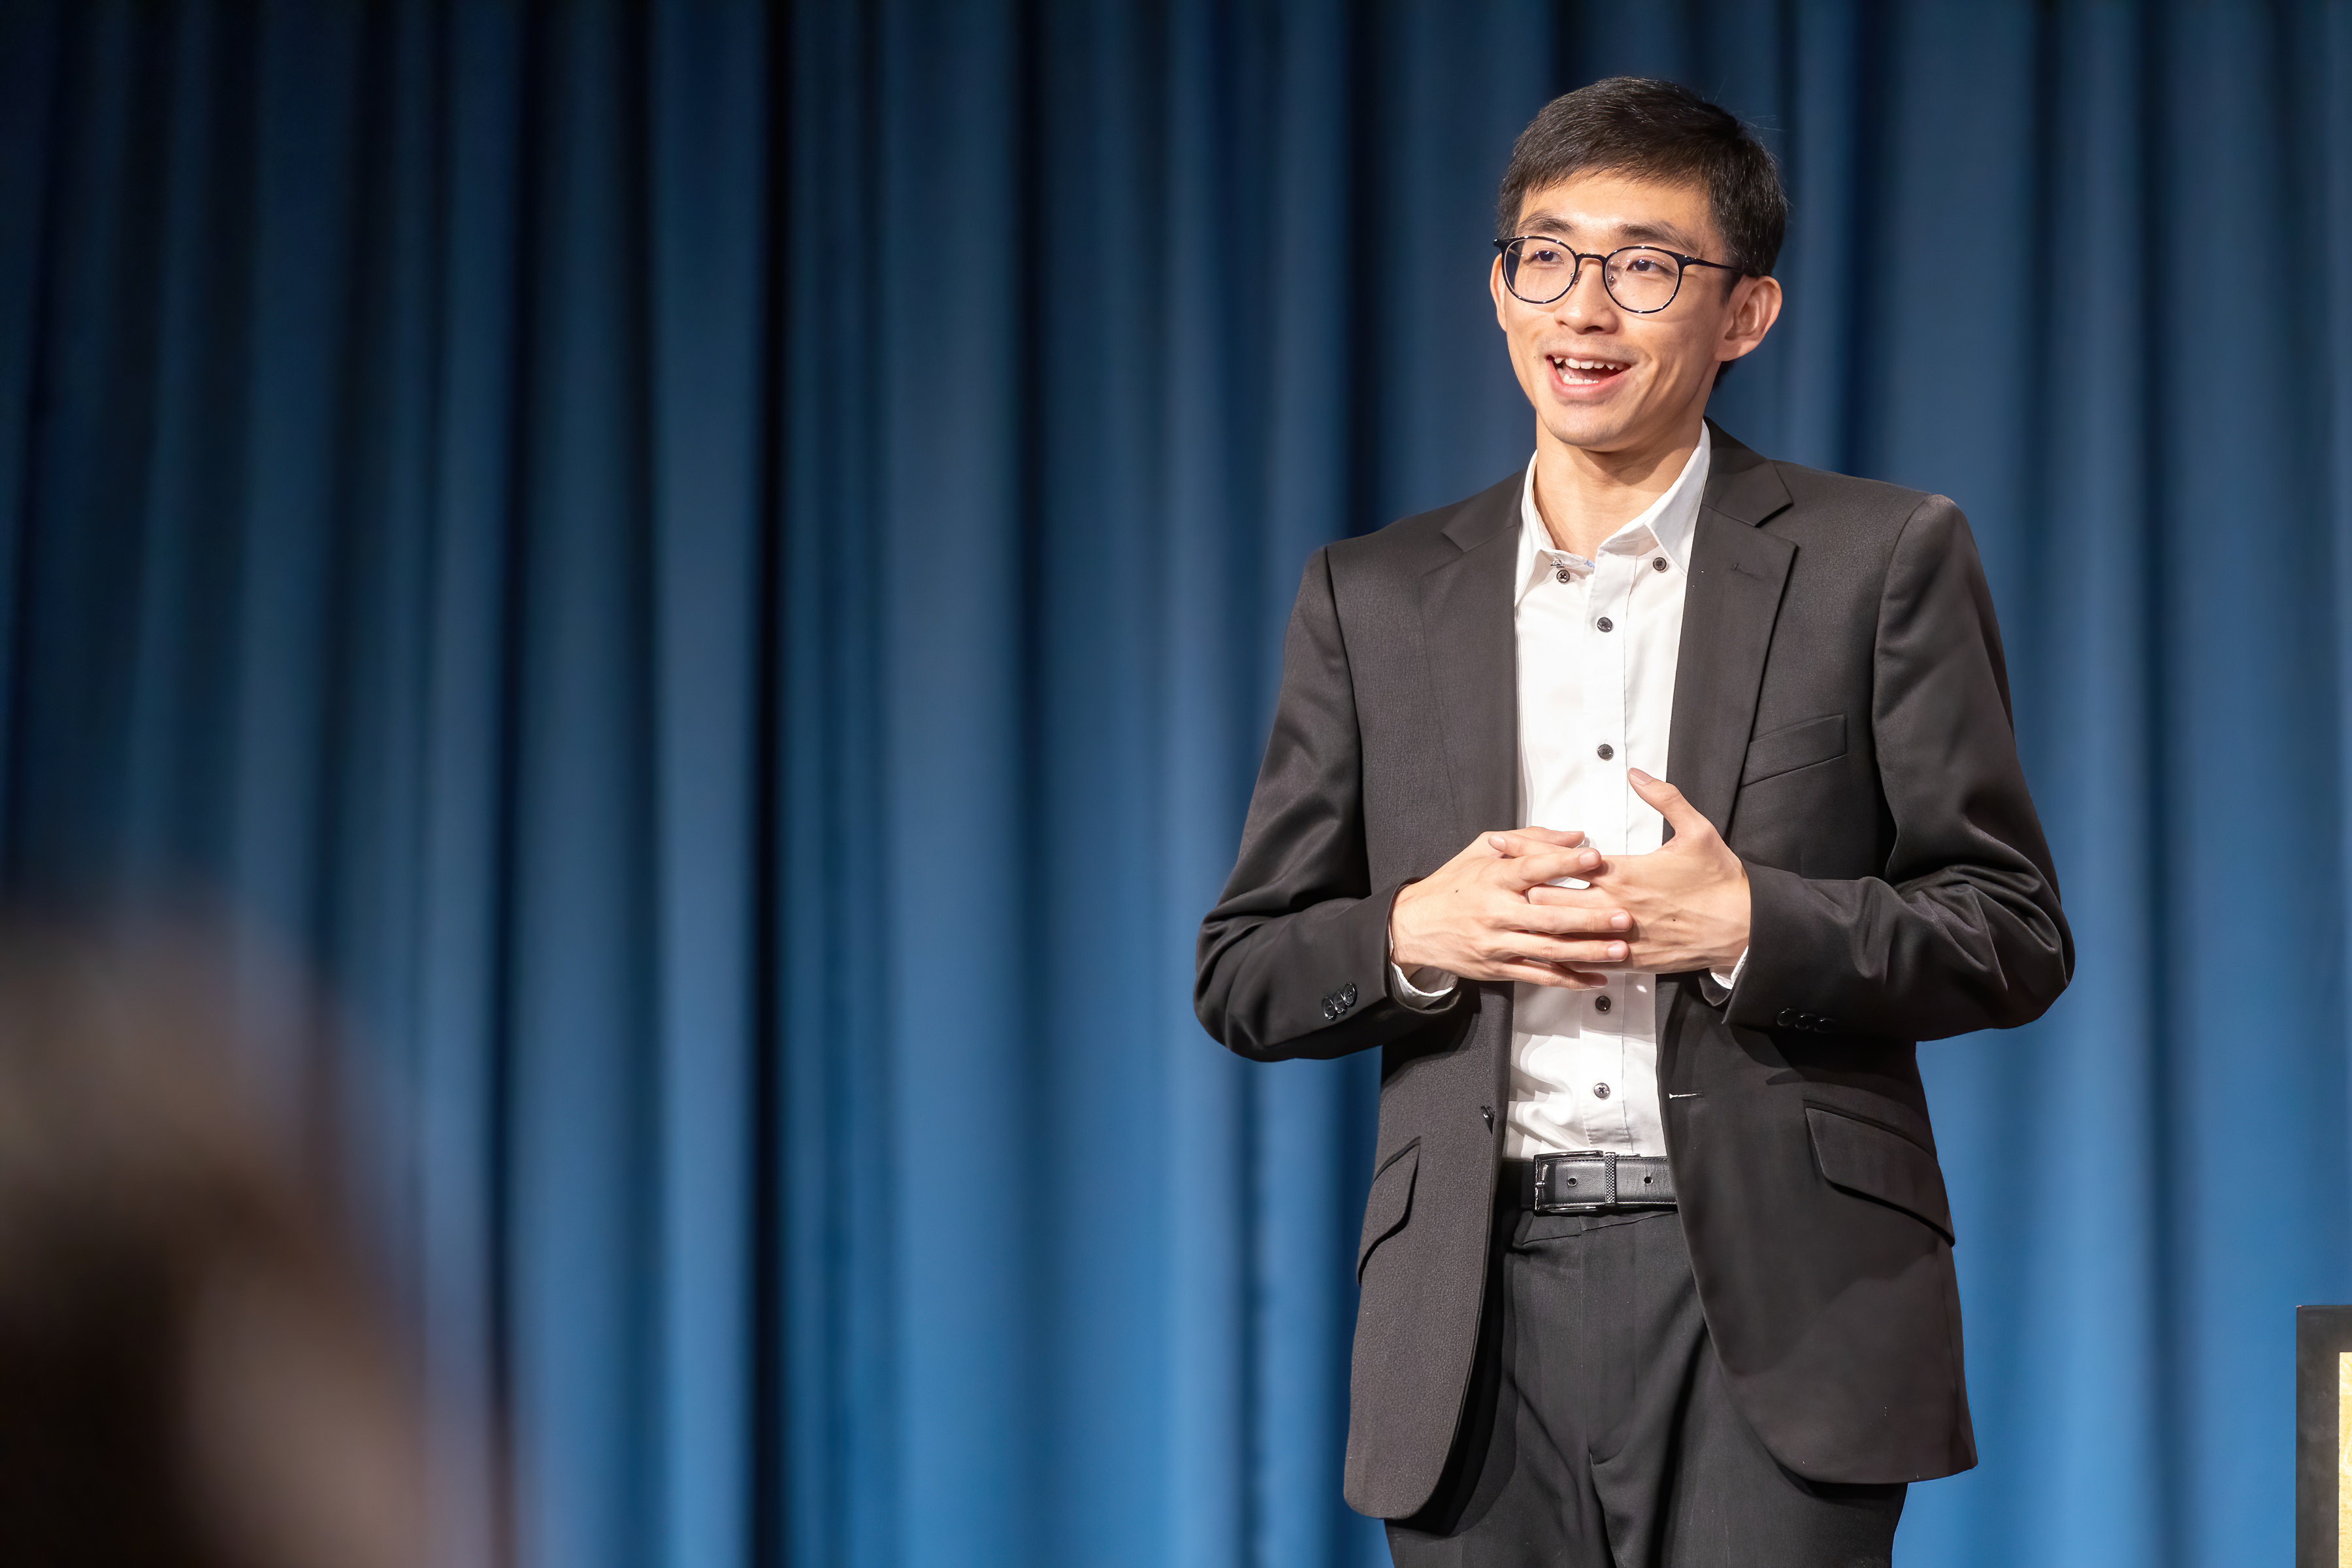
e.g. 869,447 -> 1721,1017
1551,355 -> 1627,381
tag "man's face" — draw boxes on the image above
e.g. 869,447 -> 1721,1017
1490,169 -> 1780,457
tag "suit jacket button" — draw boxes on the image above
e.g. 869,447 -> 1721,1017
1776,1008 -> 1797,1028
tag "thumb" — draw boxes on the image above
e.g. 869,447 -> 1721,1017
1627,768 -> 1714,842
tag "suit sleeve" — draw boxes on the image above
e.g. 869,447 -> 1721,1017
1195,549 -> 1465,1062
1725,496 -> 2073,1039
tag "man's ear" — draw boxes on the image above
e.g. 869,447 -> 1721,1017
1719,273 -> 1783,367
1491,255 -> 1512,330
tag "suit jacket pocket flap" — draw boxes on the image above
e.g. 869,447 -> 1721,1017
1740,713 -> 1848,785
1356,1144 -> 1420,1281
1806,1105 -> 1953,1242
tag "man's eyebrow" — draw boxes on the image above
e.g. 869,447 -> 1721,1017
1511,211 -> 1706,252
1615,219 -> 1703,251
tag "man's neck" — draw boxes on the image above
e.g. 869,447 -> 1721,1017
1531,416 -> 1705,559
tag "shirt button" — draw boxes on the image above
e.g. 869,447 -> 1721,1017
1652,556 -> 1667,571
1595,616 -> 1613,632
1593,994 -> 1612,1013
1595,743 -> 1614,760
1554,566 -> 1570,583
1592,1082 -> 1612,1100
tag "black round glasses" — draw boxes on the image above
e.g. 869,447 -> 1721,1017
1494,237 -> 1745,314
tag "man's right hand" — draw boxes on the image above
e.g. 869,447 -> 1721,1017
1388,828 -> 1633,990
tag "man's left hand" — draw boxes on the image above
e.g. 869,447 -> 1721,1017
1495,770 -> 1750,975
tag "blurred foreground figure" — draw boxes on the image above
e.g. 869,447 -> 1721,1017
0,926 -> 425,1568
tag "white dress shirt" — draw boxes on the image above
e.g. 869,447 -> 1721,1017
1393,428 -> 1738,1157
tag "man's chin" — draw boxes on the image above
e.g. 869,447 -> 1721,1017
1541,408 -> 1642,455
1541,395 -> 1705,460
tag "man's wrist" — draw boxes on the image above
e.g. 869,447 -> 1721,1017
1386,879 -> 1422,972
1386,879 -> 1456,1009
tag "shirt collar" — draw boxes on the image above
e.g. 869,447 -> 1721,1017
1514,424 -> 1712,606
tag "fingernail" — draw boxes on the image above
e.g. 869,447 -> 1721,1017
1609,943 -> 1627,958
1628,768 -> 1651,782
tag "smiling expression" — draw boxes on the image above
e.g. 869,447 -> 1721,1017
1490,169 -> 1780,461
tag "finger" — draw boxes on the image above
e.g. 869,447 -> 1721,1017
1494,846 -> 1605,888
1627,768 -> 1715,842
1523,883 -> 1620,910
1503,902 -> 1633,936
1484,826 -> 1586,855
1486,829 -> 1592,860
1490,936 -> 1633,966
1500,963 -> 1611,990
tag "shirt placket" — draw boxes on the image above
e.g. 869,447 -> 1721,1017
1575,551 -> 1638,1149
1520,549 -> 1588,1151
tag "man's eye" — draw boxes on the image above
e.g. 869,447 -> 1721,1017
1621,255 -> 1665,274
1523,246 -> 1568,267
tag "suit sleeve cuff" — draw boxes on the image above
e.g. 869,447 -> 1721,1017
1720,862 -> 1844,1030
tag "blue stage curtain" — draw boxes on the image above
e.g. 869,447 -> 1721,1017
1,3 -> 2348,1565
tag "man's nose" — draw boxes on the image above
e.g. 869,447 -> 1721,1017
1554,260 -> 1617,327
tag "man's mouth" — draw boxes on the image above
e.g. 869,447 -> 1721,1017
1550,354 -> 1630,387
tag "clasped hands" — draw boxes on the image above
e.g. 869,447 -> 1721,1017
1388,769 -> 1750,990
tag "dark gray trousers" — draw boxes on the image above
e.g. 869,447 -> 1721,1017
1384,1205 -> 1905,1568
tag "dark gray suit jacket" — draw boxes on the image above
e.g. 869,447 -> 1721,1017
1194,423 -> 2072,1519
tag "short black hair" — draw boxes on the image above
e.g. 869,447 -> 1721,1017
1497,78 -> 1787,278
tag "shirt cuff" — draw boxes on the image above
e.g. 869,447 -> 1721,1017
1698,948 -> 1748,1005
1388,960 -> 1459,1011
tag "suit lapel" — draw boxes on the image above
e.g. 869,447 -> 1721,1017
1414,429 -> 1795,849
1420,479 -> 1521,841
1668,424 -> 1796,836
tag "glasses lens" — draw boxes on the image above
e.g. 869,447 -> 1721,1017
1506,238 -> 1576,304
1604,248 -> 1682,312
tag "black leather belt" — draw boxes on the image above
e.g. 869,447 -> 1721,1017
1509,1151 -> 1677,1214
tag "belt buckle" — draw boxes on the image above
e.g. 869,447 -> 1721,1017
1533,1149 -> 1615,1215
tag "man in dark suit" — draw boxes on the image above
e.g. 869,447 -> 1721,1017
1195,78 -> 2070,1565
